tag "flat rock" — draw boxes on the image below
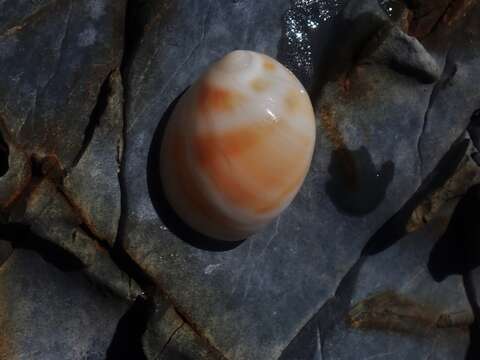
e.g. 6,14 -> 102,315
13,178 -> 141,301
0,249 -> 128,360
0,0 -> 125,170
322,215 -> 473,360
64,69 -> 124,246
281,204 -> 473,359
121,0 -> 480,358
143,299 -> 224,360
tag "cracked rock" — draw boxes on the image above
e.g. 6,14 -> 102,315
64,69 -> 124,246
282,202 -> 472,359
0,0 -> 126,170
0,249 -> 129,360
11,178 -> 141,301
407,148 -> 480,232
142,296 -> 225,360
120,0 -> 480,358
469,109 -> 480,151
0,142 -> 30,209
0,239 -> 12,267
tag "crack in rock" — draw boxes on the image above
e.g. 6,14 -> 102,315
64,69 -> 124,246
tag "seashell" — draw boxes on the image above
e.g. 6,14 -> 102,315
160,50 -> 316,241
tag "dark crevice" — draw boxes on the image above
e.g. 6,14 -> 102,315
103,3 -> 159,357
279,258 -> 365,359
70,71 -> 112,170
110,243 -> 156,297
115,0 -> 158,295
106,296 -> 154,360
417,47 -> 457,170
468,109 -> 480,151
3,156 -> 50,217
318,258 -> 365,344
0,223 -> 83,272
363,136 -> 469,256
55,184 -> 156,300
0,130 -> 9,177
121,0 -> 151,75
425,0 -> 457,37
425,183 -> 480,359
159,322 -> 185,357
69,207 -> 156,298
464,273 -> 480,359
428,184 -> 480,280
120,0 -> 176,77
162,304 -> 229,360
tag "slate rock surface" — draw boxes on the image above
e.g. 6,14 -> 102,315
0,249 -> 128,360
324,215 -> 473,360
0,0 -> 126,170
64,69 -> 125,246
0,0 -> 479,359
121,0 -> 480,359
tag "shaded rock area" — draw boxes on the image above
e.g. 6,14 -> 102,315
280,207 -> 474,360
325,212 -> 473,360
0,0 -> 479,359
407,145 -> 480,233
0,249 -> 129,360
0,239 -> 12,266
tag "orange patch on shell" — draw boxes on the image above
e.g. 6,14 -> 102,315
284,90 -> 307,114
263,59 -> 276,72
198,83 -> 242,114
251,78 -> 270,92
194,121 -> 311,214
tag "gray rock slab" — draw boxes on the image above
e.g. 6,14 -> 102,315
281,203 -> 473,359
0,0 -> 126,170
64,69 -> 124,246
322,214 -> 473,360
13,178 -> 141,301
121,0 -> 480,358
0,249 -> 128,360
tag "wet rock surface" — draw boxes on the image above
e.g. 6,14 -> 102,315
0,0 -> 479,359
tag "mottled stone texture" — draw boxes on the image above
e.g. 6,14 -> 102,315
0,0 -> 125,169
11,178 -> 141,301
64,69 -> 124,246
121,0 -> 480,359
0,250 -> 128,360
0,0 -> 479,359
0,0 -> 134,358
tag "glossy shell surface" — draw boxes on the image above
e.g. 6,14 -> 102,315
160,50 -> 316,241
